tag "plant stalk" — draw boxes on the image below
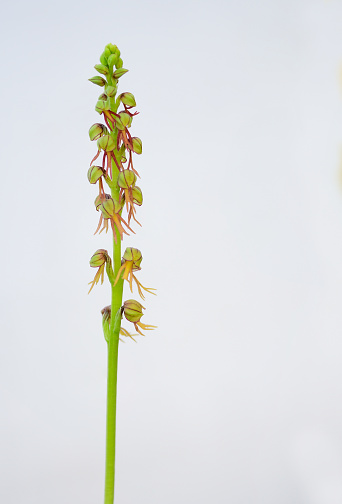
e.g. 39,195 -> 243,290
104,152 -> 124,504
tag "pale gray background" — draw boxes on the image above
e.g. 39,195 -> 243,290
1,0 -> 342,503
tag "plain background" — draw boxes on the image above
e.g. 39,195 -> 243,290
1,0 -> 342,503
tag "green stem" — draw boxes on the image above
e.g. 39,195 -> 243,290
104,150 -> 124,504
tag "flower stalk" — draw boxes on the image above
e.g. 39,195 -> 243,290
87,43 -> 156,504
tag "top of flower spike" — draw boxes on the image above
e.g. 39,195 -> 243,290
89,44 -> 128,88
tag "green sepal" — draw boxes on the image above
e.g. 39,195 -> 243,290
130,137 -> 142,154
90,249 -> 109,267
106,85 -> 116,97
97,134 -> 116,152
104,47 -> 111,59
107,43 -> 118,53
95,99 -> 110,113
108,53 -> 118,68
119,92 -> 136,107
114,116 -> 125,131
87,165 -> 104,184
99,53 -> 107,66
132,186 -> 143,206
89,76 -> 106,87
113,68 -> 128,79
89,123 -> 108,141
123,247 -> 143,270
123,299 -> 144,323
117,170 -> 137,189
119,112 -> 131,128
101,305 -> 111,342
97,195 -> 123,218
116,57 -> 123,69
94,63 -> 109,75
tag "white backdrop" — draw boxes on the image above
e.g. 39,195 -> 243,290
1,1 -> 342,503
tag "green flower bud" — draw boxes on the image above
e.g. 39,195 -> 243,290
94,64 -> 109,75
98,93 -> 108,100
89,76 -> 106,87
104,47 -> 111,59
95,99 -> 110,113
107,53 -> 118,68
99,52 -> 108,66
119,92 -> 136,107
116,57 -> 123,69
101,305 -> 111,342
89,123 -> 108,141
97,134 -> 115,152
118,112 -> 131,128
87,165 -> 104,184
106,85 -> 116,97
123,247 -> 143,270
90,249 -> 109,267
117,170 -> 137,189
123,299 -> 144,323
101,304 -> 111,322
107,43 -> 118,53
130,137 -> 142,154
113,68 -> 129,79
132,186 -> 143,206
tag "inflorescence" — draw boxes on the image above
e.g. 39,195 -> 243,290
88,43 -> 156,341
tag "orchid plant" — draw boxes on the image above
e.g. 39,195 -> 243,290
87,43 -> 156,504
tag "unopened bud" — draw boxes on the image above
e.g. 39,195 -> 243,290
119,92 -> 136,107
98,93 -> 108,100
123,247 -> 143,269
123,299 -> 144,323
97,134 -> 115,152
116,57 -> 123,69
89,76 -> 106,87
101,305 -> 111,342
101,305 -> 111,323
87,165 -> 104,184
132,186 -> 143,206
99,52 -> 108,66
104,47 -> 111,59
94,64 -> 109,75
107,53 -> 118,68
113,68 -> 129,79
89,123 -> 108,141
117,170 -> 137,189
90,249 -> 109,267
130,137 -> 142,154
107,43 -> 117,53
106,85 -> 116,97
